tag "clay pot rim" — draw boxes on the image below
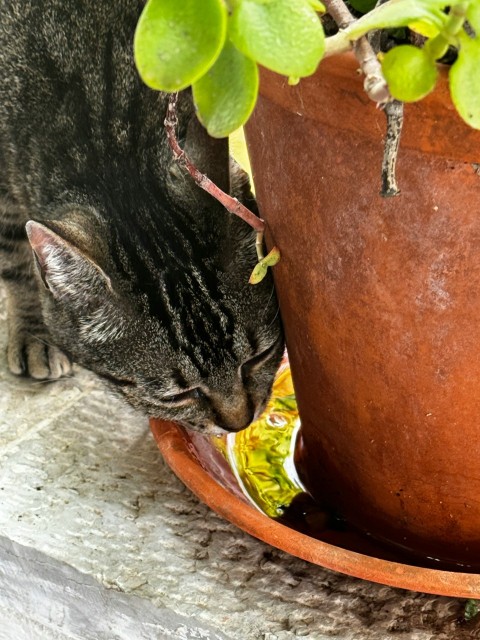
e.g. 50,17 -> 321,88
151,418 -> 480,598
257,51 -> 478,164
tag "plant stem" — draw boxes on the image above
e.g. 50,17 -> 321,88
381,99 -> 403,197
323,0 -> 390,104
164,93 -> 265,233
425,2 -> 468,61
255,231 -> 265,261
323,0 -> 355,30
324,0 -> 401,193
324,30 -> 353,57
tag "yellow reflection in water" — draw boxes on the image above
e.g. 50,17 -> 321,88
214,363 -> 306,518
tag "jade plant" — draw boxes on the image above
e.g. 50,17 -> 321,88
134,0 -> 480,135
133,0 -> 480,280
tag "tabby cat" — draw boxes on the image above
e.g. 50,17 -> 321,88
0,0 -> 284,434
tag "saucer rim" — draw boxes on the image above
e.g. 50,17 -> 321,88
150,418 -> 480,598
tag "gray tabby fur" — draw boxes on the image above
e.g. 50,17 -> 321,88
0,0 -> 283,433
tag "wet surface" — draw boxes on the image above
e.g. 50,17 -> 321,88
186,363 -> 480,573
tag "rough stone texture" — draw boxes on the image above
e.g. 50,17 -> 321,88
0,536 -> 228,640
0,287 -> 478,640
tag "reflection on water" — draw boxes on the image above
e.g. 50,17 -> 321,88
213,362 -> 307,518
209,361 -> 477,572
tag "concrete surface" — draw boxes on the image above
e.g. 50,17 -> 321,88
0,286 -> 478,640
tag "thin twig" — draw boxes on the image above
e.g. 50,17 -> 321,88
323,0 -> 354,32
367,0 -> 404,198
323,0 -> 390,104
381,99 -> 403,197
164,93 -> 265,233
364,0 -> 403,197
326,0 -> 403,194
255,231 -> 265,261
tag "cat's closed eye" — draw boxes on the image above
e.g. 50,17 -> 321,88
97,372 -> 135,388
159,387 -> 205,406
241,339 -> 283,378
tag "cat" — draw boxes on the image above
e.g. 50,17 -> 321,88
0,0 -> 284,434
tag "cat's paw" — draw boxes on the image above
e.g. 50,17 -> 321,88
7,332 -> 72,380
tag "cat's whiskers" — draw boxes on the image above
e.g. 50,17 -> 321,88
138,378 -> 163,387
260,283 -> 276,321
30,377 -> 70,386
267,304 -> 281,329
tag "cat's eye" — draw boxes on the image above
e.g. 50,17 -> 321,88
241,340 -> 280,375
160,387 -> 204,406
98,372 -> 135,387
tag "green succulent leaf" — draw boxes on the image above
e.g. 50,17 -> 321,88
249,262 -> 269,285
192,41 -> 259,138
408,19 -> 440,38
229,0 -> 325,78
348,0 -> 377,14
345,0 -> 449,41
449,31 -> 480,129
382,44 -> 438,102
306,0 -> 326,11
262,246 -> 281,267
467,0 -> 480,33
249,247 -> 281,284
134,0 -> 227,92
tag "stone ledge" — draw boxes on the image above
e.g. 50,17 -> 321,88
0,536 -> 229,640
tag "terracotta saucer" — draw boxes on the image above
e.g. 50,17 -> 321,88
150,415 -> 480,598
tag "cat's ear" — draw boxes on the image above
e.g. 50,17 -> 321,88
25,221 -> 112,300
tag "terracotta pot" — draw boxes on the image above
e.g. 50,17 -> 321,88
245,53 -> 480,566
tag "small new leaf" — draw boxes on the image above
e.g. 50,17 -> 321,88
249,262 -> 268,284
262,246 -> 281,267
249,247 -> 281,284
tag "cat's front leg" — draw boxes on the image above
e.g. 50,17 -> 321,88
5,280 -> 72,379
0,198 -> 72,379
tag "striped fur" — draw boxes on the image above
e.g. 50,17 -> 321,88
0,0 -> 284,432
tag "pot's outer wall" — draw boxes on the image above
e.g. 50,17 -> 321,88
245,53 -> 480,565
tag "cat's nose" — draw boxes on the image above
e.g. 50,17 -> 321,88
213,397 -> 256,432
220,415 -> 255,433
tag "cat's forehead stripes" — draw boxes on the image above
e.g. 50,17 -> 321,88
106,188 -> 238,371
171,368 -> 189,389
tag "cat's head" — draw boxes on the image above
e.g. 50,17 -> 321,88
26,143 -> 284,434
26,215 -> 283,434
